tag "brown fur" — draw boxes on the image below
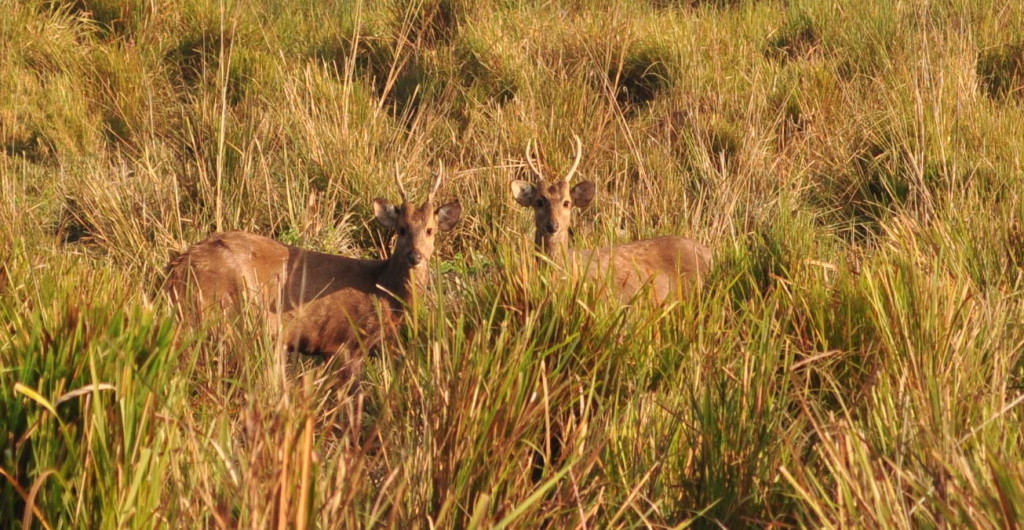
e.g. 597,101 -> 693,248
165,197 -> 461,355
571,236 -> 712,303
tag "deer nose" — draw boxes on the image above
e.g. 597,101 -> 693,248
407,251 -> 423,266
545,221 -> 559,234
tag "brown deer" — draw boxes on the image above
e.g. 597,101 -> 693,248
510,136 -> 711,303
165,170 -> 462,356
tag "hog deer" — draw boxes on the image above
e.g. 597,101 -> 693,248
510,136 -> 711,303
165,170 -> 462,356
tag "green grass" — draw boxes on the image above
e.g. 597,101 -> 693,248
3,0 -> 1024,527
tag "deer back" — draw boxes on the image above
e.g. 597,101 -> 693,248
572,236 -> 711,303
165,231 -> 392,353
165,231 -> 291,315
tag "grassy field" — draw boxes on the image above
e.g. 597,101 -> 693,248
2,0 -> 1024,527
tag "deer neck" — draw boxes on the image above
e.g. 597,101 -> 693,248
378,256 -> 425,311
539,233 -> 572,262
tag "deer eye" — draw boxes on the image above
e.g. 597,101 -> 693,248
563,200 -> 571,208
398,227 -> 407,236
426,227 -> 434,236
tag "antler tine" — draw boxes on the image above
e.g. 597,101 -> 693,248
525,138 -> 544,179
394,167 -> 409,204
564,134 -> 583,183
428,161 -> 444,202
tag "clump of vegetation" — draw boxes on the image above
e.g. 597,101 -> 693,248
2,129 -> 54,163
313,31 -> 393,82
606,42 -> 674,113
977,43 -> 1024,100
313,26 -> 442,120
727,198 -> 823,299
42,0 -> 150,38
765,13 -> 820,61
852,138 -> 911,210
398,0 -> 473,47
650,0 -> 751,9
164,24 -> 256,105
454,35 -> 518,104
54,197 -> 93,244
768,81 -> 808,144
657,110 -> 744,173
812,138 -> 910,242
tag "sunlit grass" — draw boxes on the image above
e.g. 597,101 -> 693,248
2,0 -> 1024,527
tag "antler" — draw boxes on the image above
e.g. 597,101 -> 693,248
525,138 -> 544,179
394,167 -> 409,204
428,161 -> 444,202
564,134 -> 583,183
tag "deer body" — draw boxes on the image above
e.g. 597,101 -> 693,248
166,173 -> 461,356
512,137 -> 711,304
569,235 -> 712,303
167,231 -> 412,354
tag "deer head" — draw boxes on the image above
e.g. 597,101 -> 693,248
510,135 -> 595,255
373,166 -> 462,276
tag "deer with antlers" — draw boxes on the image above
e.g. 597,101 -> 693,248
165,169 -> 462,356
510,136 -> 711,303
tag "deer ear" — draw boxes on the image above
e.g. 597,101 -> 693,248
373,198 -> 401,229
435,201 -> 462,232
511,180 -> 536,207
571,181 -> 596,209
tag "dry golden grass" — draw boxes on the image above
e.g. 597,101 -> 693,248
2,0 -> 1024,527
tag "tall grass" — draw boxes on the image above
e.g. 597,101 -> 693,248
2,0 -> 1024,527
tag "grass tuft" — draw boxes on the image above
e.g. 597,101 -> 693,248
43,0 -> 150,39
398,0 -> 473,47
977,43 -> 1024,101
607,42 -> 674,113
765,12 -> 819,62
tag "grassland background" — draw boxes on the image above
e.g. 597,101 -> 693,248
2,0 -> 1024,527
